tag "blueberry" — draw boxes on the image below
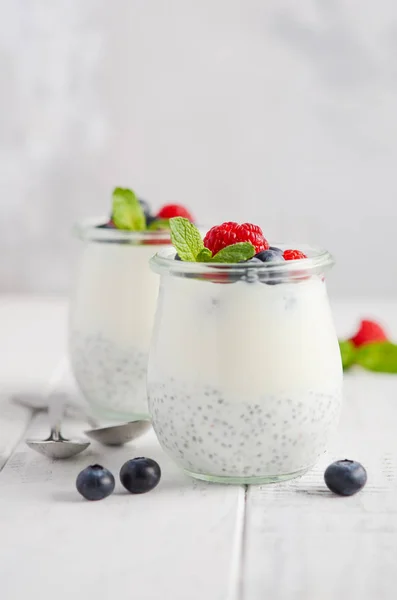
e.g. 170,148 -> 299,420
174,253 -> 182,261
120,457 -> 161,494
138,197 -> 155,225
324,460 -> 367,496
253,250 -> 285,285
145,214 -> 157,227
138,197 -> 150,214
269,246 -> 283,255
76,464 -> 115,501
255,250 -> 285,263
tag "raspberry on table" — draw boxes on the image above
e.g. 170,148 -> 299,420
283,249 -> 307,261
350,319 -> 388,347
157,204 -> 194,221
203,222 -> 269,255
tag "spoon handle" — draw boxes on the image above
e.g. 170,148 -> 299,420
48,396 -> 65,441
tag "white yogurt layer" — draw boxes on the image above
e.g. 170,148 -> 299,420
69,241 -> 165,419
148,275 -> 343,480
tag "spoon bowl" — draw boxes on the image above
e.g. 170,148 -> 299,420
26,433 -> 90,459
84,420 -> 152,446
25,388 -> 90,459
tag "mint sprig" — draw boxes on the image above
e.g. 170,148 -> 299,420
339,340 -> 356,371
169,217 -> 204,261
169,217 -> 256,263
338,338 -> 397,373
196,248 -> 213,262
211,242 -> 255,263
147,218 -> 170,231
112,188 -> 146,231
356,342 -> 397,373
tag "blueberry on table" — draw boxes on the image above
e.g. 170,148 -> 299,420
76,464 -> 115,501
324,460 -> 367,496
269,246 -> 283,255
174,253 -> 182,261
120,457 -> 161,494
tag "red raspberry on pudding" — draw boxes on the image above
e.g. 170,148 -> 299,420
203,222 -> 269,255
283,249 -> 307,261
157,204 -> 194,221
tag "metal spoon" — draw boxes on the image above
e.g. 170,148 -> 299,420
17,357 -> 152,447
84,419 -> 152,446
25,396 -> 90,459
17,395 -> 152,447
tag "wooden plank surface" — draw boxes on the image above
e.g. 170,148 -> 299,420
0,296 -> 397,599
0,297 -> 243,600
0,296 -> 67,472
243,373 -> 397,600
0,412 -> 244,600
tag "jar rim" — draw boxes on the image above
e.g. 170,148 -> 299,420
150,244 -> 334,280
73,216 -> 173,243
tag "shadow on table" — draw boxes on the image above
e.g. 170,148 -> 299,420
295,487 -> 336,497
52,490 -> 86,503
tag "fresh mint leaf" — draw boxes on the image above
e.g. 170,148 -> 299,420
196,248 -> 213,262
147,218 -> 170,231
356,342 -> 397,373
339,340 -> 356,370
112,187 -> 146,231
169,217 -> 204,261
211,242 -> 255,263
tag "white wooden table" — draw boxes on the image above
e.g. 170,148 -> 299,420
1,295 -> 397,600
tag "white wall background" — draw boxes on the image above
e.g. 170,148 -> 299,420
1,0 -> 397,296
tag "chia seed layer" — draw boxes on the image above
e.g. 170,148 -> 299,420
70,331 -> 149,418
148,380 -> 342,478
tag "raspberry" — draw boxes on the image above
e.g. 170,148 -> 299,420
350,319 -> 388,347
203,222 -> 268,255
283,249 -> 307,261
157,204 -> 194,221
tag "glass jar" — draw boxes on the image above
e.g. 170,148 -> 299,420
148,245 -> 343,484
69,218 -> 172,421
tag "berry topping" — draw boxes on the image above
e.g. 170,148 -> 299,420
120,457 -> 161,494
269,246 -> 283,255
324,460 -> 367,496
350,319 -> 388,348
138,197 -> 151,215
169,217 -> 255,263
255,250 -> 285,263
157,204 -> 194,221
138,197 -> 155,225
76,464 -> 115,501
283,249 -> 307,261
203,222 -> 269,256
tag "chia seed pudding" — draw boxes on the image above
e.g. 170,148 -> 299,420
70,332 -> 148,419
69,220 -> 171,420
148,246 -> 343,484
149,381 -> 341,479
